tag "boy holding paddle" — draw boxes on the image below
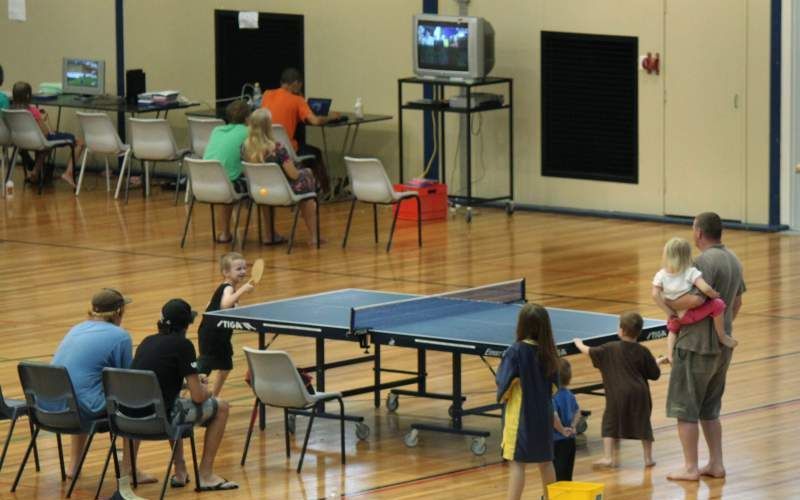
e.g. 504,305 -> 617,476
197,253 -> 263,396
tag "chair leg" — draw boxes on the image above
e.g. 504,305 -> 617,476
66,425 -> 98,497
210,204 -> 217,243
56,432 -> 66,481
231,201 -> 243,250
416,195 -> 422,247
0,415 -> 17,472
241,398 -> 259,466
28,417 -> 40,471
256,204 -> 263,243
76,148 -> 89,196
10,425 -> 38,492
159,436 -> 181,500
315,195 -> 320,249
297,405 -> 317,473
242,199 -> 253,251
189,432 -> 200,492
94,434 -> 117,500
283,408 -> 291,459
69,144 -> 77,193
387,199 -> 402,252
129,437 -> 138,488
124,157 -> 133,204
337,397 -> 346,465
114,152 -> 128,199
342,198 -> 356,248
105,156 -> 111,192
180,197 -> 195,248
287,204 -> 301,254
174,160 -> 182,205
144,161 -> 151,198
373,204 -> 379,243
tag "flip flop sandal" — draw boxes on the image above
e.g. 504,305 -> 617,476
198,479 -> 238,491
170,475 -> 190,488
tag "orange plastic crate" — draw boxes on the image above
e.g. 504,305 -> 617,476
393,182 -> 448,221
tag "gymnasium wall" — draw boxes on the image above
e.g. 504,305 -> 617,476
0,0 -> 772,224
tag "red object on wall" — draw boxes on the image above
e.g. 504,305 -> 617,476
642,52 -> 660,75
393,182 -> 448,221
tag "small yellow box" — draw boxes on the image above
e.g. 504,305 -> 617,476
547,481 -> 604,500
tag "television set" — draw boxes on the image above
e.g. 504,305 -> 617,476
62,58 -> 105,96
413,14 -> 495,81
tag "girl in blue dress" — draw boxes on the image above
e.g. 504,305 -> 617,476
497,303 -> 560,500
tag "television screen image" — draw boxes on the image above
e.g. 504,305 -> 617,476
417,20 -> 469,71
65,60 -> 100,89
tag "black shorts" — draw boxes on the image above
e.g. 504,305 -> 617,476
232,175 -> 248,194
197,326 -> 234,373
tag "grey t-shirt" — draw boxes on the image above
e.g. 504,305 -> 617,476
676,244 -> 745,354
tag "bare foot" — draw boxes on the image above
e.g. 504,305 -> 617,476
61,173 -> 76,188
645,460 -> 656,468
699,464 -> 726,478
720,336 -> 738,349
134,470 -> 159,484
592,458 -> 617,468
667,468 -> 701,481
309,237 -> 327,248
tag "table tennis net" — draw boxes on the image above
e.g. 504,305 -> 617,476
350,279 -> 525,333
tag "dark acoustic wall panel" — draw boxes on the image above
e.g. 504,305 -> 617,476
541,31 -> 638,183
215,10 -> 304,100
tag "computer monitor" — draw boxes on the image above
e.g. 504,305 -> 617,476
62,58 -> 105,96
413,14 -> 495,81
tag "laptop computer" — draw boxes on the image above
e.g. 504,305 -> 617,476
307,97 -> 332,116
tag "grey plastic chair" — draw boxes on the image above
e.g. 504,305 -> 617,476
13,362 -> 110,498
0,385 -> 39,473
2,109 -> 76,195
342,156 -> 422,252
76,112 -> 131,197
272,124 -> 315,164
242,161 -> 319,253
95,368 -> 200,500
127,118 -> 190,204
181,158 -> 248,249
186,117 -> 223,158
0,113 -> 19,199
241,347 -> 345,473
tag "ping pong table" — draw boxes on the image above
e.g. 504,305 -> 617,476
205,279 -> 667,454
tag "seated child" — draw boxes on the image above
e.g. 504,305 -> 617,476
196,252 -> 254,396
652,237 -> 737,361
552,358 -> 580,481
574,312 -> 660,468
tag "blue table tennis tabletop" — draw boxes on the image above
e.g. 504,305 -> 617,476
206,288 -> 665,350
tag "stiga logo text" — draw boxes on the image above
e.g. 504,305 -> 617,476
645,328 -> 668,341
217,320 -> 257,331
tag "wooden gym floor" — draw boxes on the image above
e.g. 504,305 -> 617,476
0,174 -> 798,499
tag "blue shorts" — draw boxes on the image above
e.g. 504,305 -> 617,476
46,132 -> 76,143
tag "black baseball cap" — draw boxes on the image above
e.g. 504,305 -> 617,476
161,299 -> 197,329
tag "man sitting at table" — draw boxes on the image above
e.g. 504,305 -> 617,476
261,67 -> 339,194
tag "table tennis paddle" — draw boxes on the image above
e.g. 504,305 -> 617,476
250,258 -> 265,286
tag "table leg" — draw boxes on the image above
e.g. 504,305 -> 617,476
452,352 -> 462,430
259,332 -> 266,430
418,348 -> 426,393
374,342 -> 381,408
316,337 -> 326,410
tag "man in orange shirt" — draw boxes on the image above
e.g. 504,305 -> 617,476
261,68 -> 339,193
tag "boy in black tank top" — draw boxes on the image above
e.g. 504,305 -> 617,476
197,252 -> 254,396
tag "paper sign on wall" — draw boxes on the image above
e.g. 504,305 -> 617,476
8,0 -> 26,21
238,11 -> 258,29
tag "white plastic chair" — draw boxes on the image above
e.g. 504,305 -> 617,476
242,161 -> 319,254
76,112 -> 131,197
186,117 -> 223,158
272,124 -> 315,165
180,158 -> 247,249
241,348 -> 345,473
125,118 -> 189,204
342,156 -> 421,252
2,109 -> 76,195
0,113 -> 19,198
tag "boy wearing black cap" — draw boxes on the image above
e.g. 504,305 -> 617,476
131,299 -> 237,491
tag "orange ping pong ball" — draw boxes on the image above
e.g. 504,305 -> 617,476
259,188 -> 268,196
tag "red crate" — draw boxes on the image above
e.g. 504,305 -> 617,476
393,182 -> 448,221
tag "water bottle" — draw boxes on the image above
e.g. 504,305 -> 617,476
5,179 -> 13,198
354,97 -> 364,119
253,82 -> 262,108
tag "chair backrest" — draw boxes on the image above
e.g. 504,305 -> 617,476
242,161 -> 295,206
186,117 -> 223,158
2,109 -> 48,151
102,368 -> 172,438
17,362 -> 84,432
128,118 -> 178,160
243,348 -> 313,409
0,384 -> 13,416
0,112 -> 12,147
344,156 -> 396,204
271,124 -> 302,162
77,112 -> 126,154
184,157 -> 238,204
